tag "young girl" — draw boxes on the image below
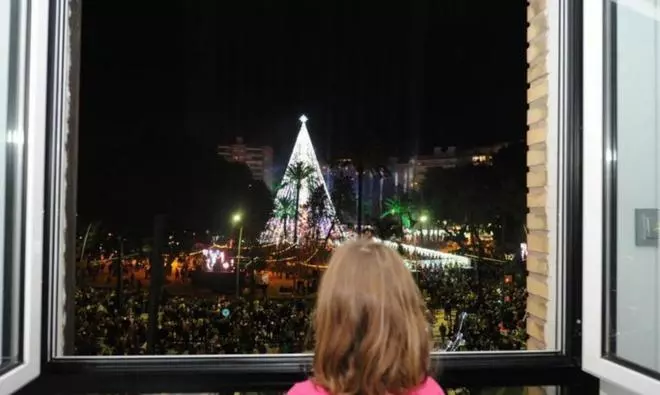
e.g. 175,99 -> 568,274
288,240 -> 444,395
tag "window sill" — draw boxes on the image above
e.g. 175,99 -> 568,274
23,352 -> 590,394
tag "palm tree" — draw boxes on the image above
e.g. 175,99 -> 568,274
381,196 -> 416,230
366,165 -> 391,215
381,197 -> 404,226
307,184 -> 329,243
284,161 -> 316,244
330,159 -> 389,234
77,222 -> 98,265
274,196 -> 296,243
330,172 -> 356,225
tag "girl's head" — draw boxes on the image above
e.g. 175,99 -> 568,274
313,239 -> 431,395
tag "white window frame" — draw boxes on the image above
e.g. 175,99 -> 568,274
582,0 -> 660,393
0,0 -> 49,393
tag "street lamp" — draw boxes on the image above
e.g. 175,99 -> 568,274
419,214 -> 429,243
232,212 -> 243,298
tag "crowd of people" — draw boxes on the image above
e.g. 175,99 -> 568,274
75,262 -> 528,355
75,288 -> 312,355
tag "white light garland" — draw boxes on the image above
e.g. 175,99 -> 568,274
262,115 -> 337,244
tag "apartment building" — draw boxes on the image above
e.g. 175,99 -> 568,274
218,137 -> 274,190
389,143 -> 509,191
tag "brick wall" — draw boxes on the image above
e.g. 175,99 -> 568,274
526,0 -> 551,351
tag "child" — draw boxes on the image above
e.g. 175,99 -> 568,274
288,240 -> 444,395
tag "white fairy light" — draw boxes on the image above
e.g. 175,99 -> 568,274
262,115 -> 337,244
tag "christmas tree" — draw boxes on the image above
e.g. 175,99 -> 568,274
261,115 -> 338,245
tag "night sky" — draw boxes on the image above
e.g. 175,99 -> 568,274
80,0 -> 526,161
77,0 -> 527,233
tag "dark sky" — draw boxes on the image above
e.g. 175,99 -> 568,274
79,0 -> 527,168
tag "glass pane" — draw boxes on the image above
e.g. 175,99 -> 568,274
605,0 -> 660,377
0,0 -> 25,370
69,1 -> 533,356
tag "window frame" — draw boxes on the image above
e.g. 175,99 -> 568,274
27,0 -> 596,393
0,0 -> 50,393
582,0 -> 660,393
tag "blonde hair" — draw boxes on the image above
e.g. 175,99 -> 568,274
312,239 -> 431,395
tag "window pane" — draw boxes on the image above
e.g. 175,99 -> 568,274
0,0 -> 25,370
67,0 -> 538,356
605,0 -> 660,377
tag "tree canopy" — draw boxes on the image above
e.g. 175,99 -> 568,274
420,142 -> 526,249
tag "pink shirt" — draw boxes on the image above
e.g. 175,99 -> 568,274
287,377 -> 445,395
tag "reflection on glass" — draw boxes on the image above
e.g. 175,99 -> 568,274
0,0 -> 24,370
70,2 -> 530,356
605,0 -> 660,376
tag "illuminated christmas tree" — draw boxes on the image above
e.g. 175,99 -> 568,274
262,115 -> 338,245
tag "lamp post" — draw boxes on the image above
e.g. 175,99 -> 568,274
232,213 -> 243,298
419,214 -> 428,241
115,236 -> 124,308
